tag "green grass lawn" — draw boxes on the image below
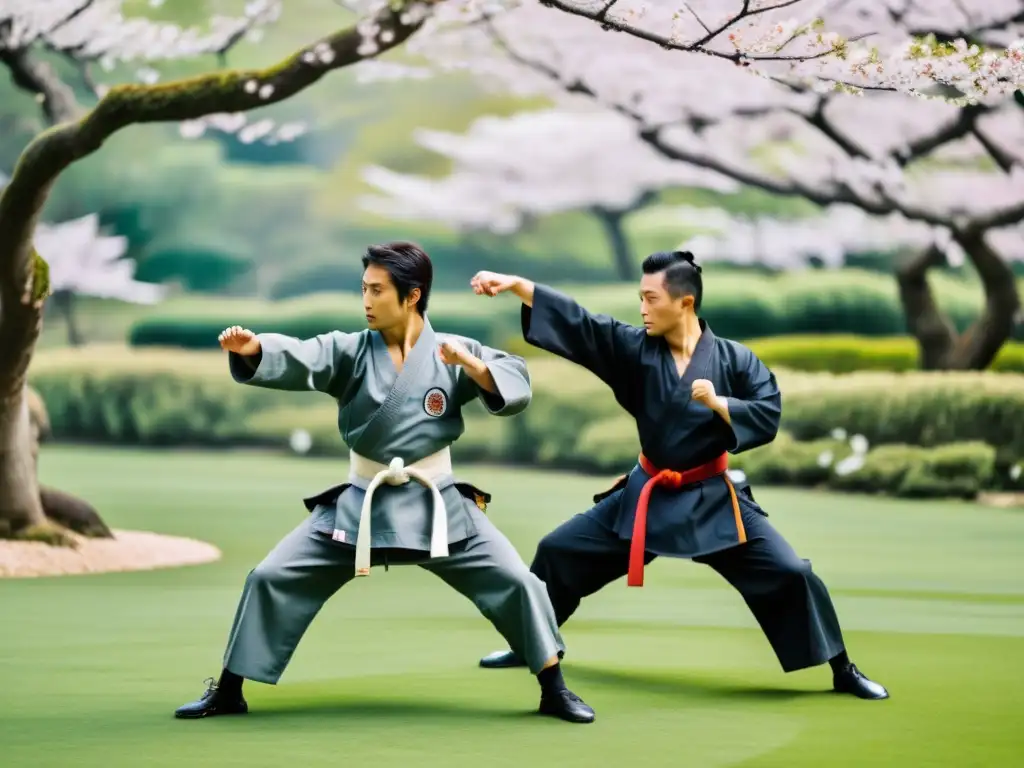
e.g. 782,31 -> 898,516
2,446 -> 1023,767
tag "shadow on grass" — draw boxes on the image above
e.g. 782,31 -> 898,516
564,663 -> 832,703
241,698 -> 539,724
231,664 -> 831,724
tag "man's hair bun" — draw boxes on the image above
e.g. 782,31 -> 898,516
675,250 -> 701,273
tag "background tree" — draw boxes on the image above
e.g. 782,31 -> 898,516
358,107 -> 739,280
401,0 -> 1024,369
672,202 -> 1024,274
4,0 -> 873,545
0,0 -> 437,545
33,211 -> 165,346
401,0 -> 1024,101
0,1 -> 283,126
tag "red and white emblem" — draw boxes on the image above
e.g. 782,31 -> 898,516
423,387 -> 448,417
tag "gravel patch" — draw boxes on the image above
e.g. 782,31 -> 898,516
0,529 -> 221,578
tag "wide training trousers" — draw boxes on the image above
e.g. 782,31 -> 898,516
530,501 -> 846,672
223,513 -> 565,682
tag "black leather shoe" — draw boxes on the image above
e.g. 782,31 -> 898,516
833,663 -> 889,700
479,649 -> 526,668
539,688 -> 595,723
174,677 -> 249,718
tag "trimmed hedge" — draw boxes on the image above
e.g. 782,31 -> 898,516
29,346 -> 1024,499
29,347 -> 294,446
729,432 -> 853,487
746,335 -> 1024,373
730,432 -> 1002,498
827,442 -> 997,499
127,271 -> 1024,350
128,292 -> 523,350
772,371 -> 1024,464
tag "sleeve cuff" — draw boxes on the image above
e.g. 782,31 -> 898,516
520,283 -> 559,347
723,397 -> 749,453
228,334 -> 277,384
481,358 -> 530,415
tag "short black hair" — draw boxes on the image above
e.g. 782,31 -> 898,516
641,250 -> 703,311
362,241 -> 433,314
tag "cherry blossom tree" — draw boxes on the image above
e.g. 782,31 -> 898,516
358,107 -> 739,279
673,203 -> 1024,272
0,1 -> 283,125
389,0 -> 1024,104
0,0 -> 441,545
2,0 -> 874,545
397,0 -> 1024,370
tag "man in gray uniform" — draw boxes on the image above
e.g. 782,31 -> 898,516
173,241 -> 594,723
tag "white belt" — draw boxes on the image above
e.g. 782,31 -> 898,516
338,447 -> 452,576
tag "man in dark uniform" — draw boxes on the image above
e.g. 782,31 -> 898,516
467,251 -> 889,700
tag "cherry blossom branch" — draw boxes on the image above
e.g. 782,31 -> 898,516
680,2 -> 712,36
802,95 -> 868,159
971,198 -> 1024,234
44,1 -> 279,70
896,103 -> 989,165
0,48 -> 83,123
210,13 -> 275,67
970,125 -> 1018,173
780,97 -> 1024,239
476,15 -> 951,227
3,1 -> 285,117
641,126 -> 956,228
747,72 -> 993,172
538,0 -> 856,63
37,0 -> 96,40
902,6 -> 1024,48
478,13 -> 778,135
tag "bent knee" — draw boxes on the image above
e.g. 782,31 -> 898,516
535,533 -> 558,559
776,556 -> 813,578
491,563 -> 547,602
536,529 -> 573,560
247,560 -> 287,587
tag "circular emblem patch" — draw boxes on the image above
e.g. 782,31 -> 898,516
423,387 -> 448,417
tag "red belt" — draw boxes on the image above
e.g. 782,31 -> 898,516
627,452 -> 745,587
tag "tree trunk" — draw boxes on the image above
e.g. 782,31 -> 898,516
0,391 -> 47,538
896,233 -> 1021,370
591,206 -> 637,281
948,230 -> 1021,369
0,49 -> 91,545
0,287 -> 77,544
895,244 -> 957,369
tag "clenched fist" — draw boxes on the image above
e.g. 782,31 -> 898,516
218,326 -> 261,356
438,339 -> 471,366
470,271 -> 519,297
691,379 -> 718,407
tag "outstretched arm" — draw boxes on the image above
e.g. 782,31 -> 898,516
471,272 -> 642,402
221,326 -> 361,396
442,337 -> 531,417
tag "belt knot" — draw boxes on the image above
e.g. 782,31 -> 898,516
658,469 -> 684,487
382,457 -> 409,485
